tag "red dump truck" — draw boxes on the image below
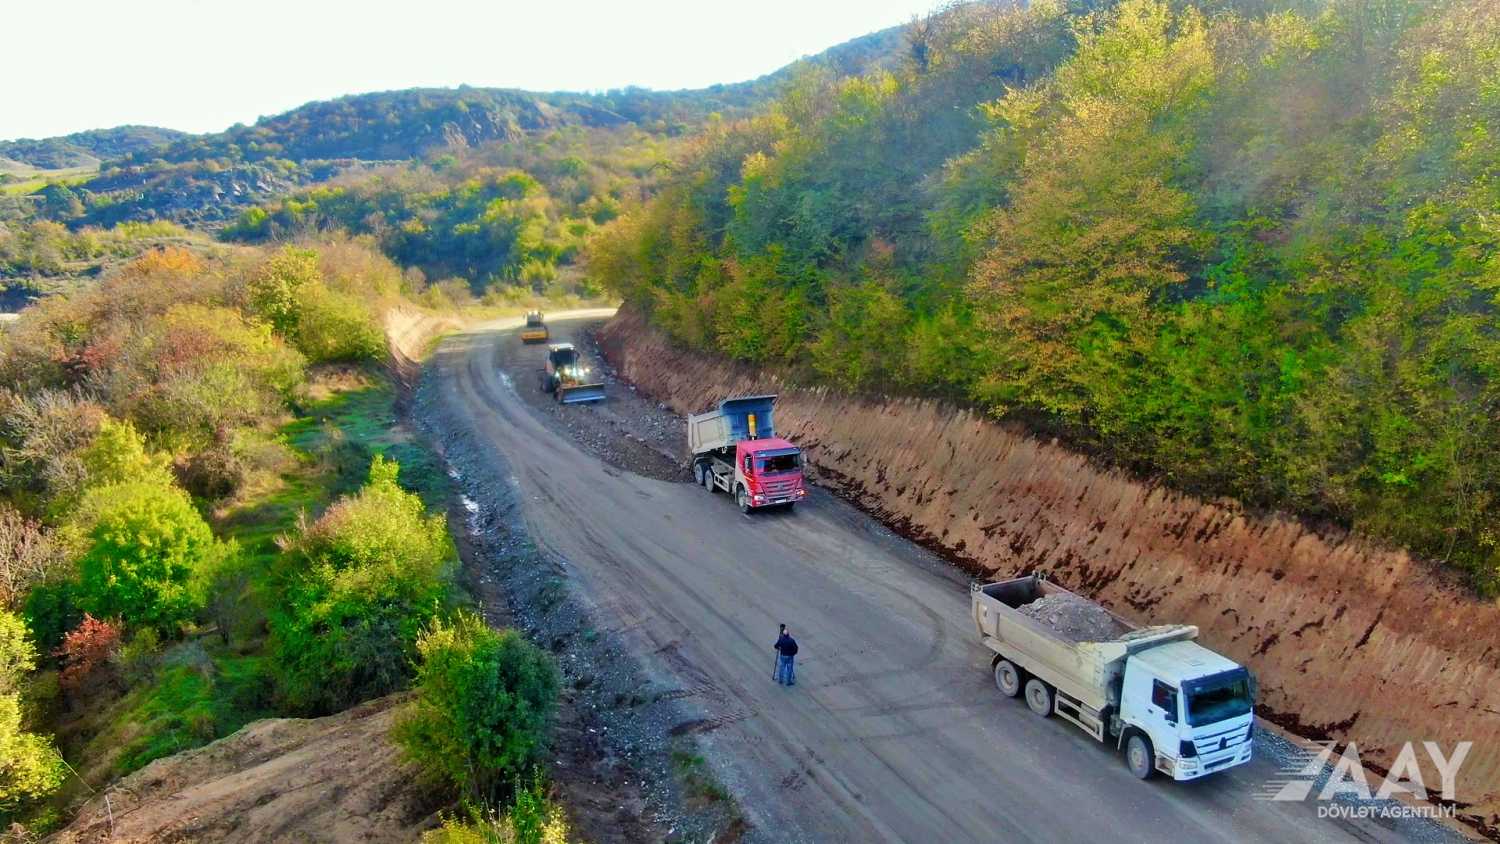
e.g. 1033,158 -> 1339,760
689,395 -> 807,513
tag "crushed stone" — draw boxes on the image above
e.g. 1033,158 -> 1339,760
1018,592 -> 1131,642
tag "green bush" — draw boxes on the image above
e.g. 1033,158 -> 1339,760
73,481 -> 225,635
269,456 -> 452,713
420,778 -> 572,844
0,610 -> 65,819
21,580 -> 81,653
245,245 -> 384,364
395,612 -> 558,805
292,283 -> 386,363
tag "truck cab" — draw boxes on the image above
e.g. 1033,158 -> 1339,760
688,395 -> 807,513
1118,643 -> 1255,780
733,438 -> 807,511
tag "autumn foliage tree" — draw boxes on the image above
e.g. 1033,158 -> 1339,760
55,613 -> 122,692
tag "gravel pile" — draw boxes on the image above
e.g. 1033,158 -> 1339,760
1018,593 -> 1131,642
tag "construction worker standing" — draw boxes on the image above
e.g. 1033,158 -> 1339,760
774,624 -> 798,686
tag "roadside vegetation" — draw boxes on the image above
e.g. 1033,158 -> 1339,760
0,240 -> 569,838
592,0 -> 1500,592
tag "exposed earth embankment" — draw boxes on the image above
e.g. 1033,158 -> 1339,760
597,308 -> 1500,832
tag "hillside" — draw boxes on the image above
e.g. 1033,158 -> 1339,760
591,0 -> 1500,592
0,125 -> 186,171
0,25 -> 906,234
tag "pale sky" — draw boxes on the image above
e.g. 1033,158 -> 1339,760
2,0 -> 937,142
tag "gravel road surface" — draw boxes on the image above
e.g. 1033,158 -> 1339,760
429,312 -> 1466,844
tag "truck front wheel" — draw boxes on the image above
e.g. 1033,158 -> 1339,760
736,487 -> 751,514
1024,678 -> 1053,717
1125,733 -> 1156,780
994,660 -> 1023,698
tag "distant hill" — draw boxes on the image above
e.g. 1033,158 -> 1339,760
0,126 -> 188,170
0,23 -> 907,229
136,26 -> 910,167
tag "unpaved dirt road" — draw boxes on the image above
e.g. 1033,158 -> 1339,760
432,313 -> 1462,844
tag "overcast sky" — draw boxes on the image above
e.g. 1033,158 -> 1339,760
2,0 -> 937,141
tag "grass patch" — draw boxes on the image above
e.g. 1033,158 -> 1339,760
106,647 -> 275,776
670,748 -> 732,806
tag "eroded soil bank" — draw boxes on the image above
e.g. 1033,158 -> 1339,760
597,308 -> 1500,834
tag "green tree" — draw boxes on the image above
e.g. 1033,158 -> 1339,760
395,612 -> 559,805
73,481 -> 223,634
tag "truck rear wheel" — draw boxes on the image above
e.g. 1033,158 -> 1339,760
994,659 -> 1022,698
1126,733 -> 1156,780
1024,678 -> 1053,717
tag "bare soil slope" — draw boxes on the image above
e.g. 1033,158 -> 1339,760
48,695 -> 438,844
597,308 -> 1500,834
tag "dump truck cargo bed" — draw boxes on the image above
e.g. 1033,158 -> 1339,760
971,577 -> 1196,714
688,395 -> 778,456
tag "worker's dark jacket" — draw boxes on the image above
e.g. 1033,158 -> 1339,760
775,634 -> 798,657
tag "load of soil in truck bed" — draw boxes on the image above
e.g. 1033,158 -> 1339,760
1019,592 -> 1132,642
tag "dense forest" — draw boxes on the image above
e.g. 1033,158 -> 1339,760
592,0 -> 1500,591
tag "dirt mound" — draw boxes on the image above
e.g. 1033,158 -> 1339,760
384,306 -> 466,389
597,307 -> 1500,834
48,695 -> 440,844
1020,593 -> 1130,642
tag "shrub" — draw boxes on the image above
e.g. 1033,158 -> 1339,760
55,614 -> 121,692
116,305 -> 305,448
78,418 -> 167,485
246,246 -> 320,338
0,612 -> 34,695
21,581 -> 81,653
173,439 -> 246,501
292,283 -> 386,363
0,506 -> 65,611
394,612 -> 558,805
0,390 -> 108,513
73,481 -> 224,634
0,610 -> 66,817
421,780 -> 571,844
246,245 -> 384,364
269,456 -> 452,713
116,626 -> 162,686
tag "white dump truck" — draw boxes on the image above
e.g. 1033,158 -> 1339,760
971,575 -> 1255,781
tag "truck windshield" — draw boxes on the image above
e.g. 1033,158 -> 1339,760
552,350 -> 577,367
755,451 -> 801,473
1183,669 -> 1252,726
